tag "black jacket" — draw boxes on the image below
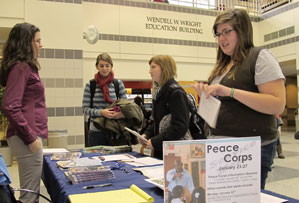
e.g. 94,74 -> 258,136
145,78 -> 189,159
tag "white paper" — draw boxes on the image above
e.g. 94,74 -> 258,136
145,177 -> 164,190
43,148 -> 69,155
125,157 -> 163,167
198,92 -> 221,128
124,127 -> 147,142
261,192 -> 288,203
133,165 -> 164,179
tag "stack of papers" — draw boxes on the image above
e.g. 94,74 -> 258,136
50,152 -> 82,161
43,148 -> 69,155
56,157 -> 103,169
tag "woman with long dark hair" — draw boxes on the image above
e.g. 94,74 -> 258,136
0,22 -> 48,203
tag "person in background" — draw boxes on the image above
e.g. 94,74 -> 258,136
82,53 -> 127,146
134,96 -> 147,117
192,9 -> 285,189
166,159 -> 194,203
138,55 -> 191,159
0,22 -> 48,203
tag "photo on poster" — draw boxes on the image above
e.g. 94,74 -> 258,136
163,142 -> 206,203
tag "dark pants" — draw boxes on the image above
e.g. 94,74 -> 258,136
261,141 -> 277,189
89,130 -> 108,146
0,185 -> 15,203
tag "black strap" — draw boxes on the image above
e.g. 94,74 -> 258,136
90,79 -> 96,108
89,78 -> 120,108
112,79 -> 120,100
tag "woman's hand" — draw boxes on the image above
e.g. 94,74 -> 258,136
191,82 -> 204,97
29,139 -> 41,153
144,139 -> 153,150
191,82 -> 231,98
101,108 -> 125,119
101,108 -> 116,119
204,83 -> 231,98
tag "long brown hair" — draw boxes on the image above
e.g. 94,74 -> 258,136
208,9 -> 254,83
0,22 -> 40,87
95,53 -> 113,67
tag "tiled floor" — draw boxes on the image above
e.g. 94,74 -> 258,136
266,127 -> 299,200
4,128 -> 299,202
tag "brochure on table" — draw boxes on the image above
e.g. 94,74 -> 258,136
163,137 -> 261,203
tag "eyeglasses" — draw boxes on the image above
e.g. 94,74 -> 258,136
214,29 -> 234,38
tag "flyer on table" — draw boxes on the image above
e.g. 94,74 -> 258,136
163,137 -> 261,203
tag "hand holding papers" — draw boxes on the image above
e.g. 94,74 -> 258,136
198,91 -> 221,128
124,127 -> 147,143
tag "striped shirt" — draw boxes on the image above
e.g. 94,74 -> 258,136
82,79 -> 127,131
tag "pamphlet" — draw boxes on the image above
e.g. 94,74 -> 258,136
124,127 -> 147,142
163,137 -> 261,203
198,92 -> 221,128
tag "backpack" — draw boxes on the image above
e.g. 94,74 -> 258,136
168,84 -> 206,140
186,93 -> 206,139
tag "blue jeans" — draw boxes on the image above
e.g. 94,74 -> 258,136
89,130 -> 108,146
261,141 -> 277,189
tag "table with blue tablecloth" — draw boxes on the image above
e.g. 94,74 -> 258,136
42,151 -> 298,203
42,151 -> 164,203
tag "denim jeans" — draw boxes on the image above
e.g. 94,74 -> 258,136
89,130 -> 108,146
261,140 -> 277,189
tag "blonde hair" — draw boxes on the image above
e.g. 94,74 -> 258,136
149,55 -> 177,86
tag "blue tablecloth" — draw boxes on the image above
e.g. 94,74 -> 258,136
42,151 -> 298,203
42,151 -> 164,203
